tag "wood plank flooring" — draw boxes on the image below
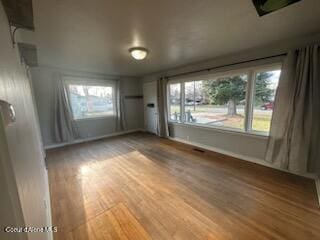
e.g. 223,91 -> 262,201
46,132 -> 320,240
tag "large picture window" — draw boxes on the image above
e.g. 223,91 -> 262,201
67,83 -> 115,120
167,64 -> 281,135
184,74 -> 248,130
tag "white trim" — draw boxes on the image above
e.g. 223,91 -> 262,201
63,75 -> 117,87
73,114 -> 116,122
168,136 -> 317,180
45,129 -> 143,150
316,178 -> 320,207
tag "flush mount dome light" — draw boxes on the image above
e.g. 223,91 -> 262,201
129,47 -> 148,60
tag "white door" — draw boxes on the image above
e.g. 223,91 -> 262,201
143,81 -> 158,134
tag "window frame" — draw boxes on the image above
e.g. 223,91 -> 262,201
167,82 -> 182,123
167,63 -> 282,136
63,76 -> 117,121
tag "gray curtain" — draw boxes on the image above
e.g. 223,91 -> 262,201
157,77 -> 169,137
266,45 -> 320,174
53,74 -> 79,143
115,80 -> 126,132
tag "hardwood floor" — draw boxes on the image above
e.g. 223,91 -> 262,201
47,132 -> 320,240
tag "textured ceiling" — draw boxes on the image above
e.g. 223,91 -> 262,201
23,0 -> 320,76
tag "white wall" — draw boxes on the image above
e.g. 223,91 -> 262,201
30,66 -> 144,147
142,33 -> 320,171
0,3 -> 51,240
169,124 -> 268,159
0,117 -> 26,240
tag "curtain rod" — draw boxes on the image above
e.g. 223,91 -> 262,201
165,53 -> 287,80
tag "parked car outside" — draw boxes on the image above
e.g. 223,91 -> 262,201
261,102 -> 274,110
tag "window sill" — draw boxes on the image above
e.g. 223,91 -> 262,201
73,115 -> 116,122
169,121 -> 269,140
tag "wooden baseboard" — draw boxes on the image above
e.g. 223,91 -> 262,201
168,136 -> 317,180
316,178 -> 320,207
45,129 -> 144,150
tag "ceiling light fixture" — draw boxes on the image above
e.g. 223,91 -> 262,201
129,47 -> 148,60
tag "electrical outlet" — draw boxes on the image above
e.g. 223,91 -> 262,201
186,136 -> 190,141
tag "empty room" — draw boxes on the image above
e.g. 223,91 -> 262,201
1,0 -> 320,239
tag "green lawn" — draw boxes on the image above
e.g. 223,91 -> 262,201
252,114 -> 272,132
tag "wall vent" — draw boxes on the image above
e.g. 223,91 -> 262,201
17,42 -> 38,67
